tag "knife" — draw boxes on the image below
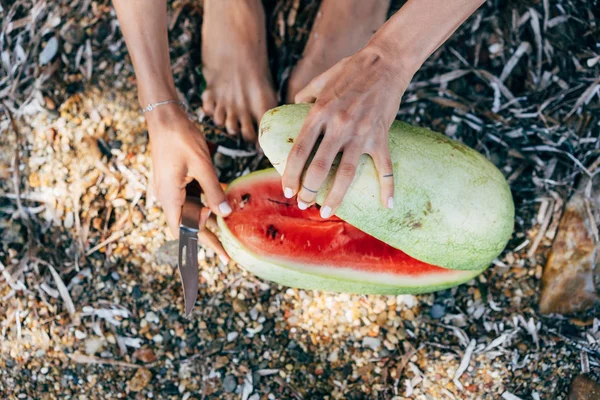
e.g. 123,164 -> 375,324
177,140 -> 219,318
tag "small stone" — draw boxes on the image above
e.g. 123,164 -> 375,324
145,312 -> 159,324
127,368 -> 152,392
40,367 -> 49,374
249,308 -> 259,321
44,96 -> 56,110
152,334 -> 163,343
227,332 -> 238,342
84,337 -> 104,355
233,299 -> 248,313
362,337 -> 381,351
430,304 -> 446,319
223,375 -> 237,393
74,330 -> 87,340
328,350 -> 339,363
133,348 -> 157,363
110,271 -> 120,281
64,212 -> 74,229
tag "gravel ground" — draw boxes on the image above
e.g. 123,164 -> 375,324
1,0 -> 599,399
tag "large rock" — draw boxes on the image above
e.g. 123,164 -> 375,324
540,172 -> 600,314
568,375 -> 600,400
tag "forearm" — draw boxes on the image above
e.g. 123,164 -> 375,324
369,0 -> 485,77
113,0 -> 177,106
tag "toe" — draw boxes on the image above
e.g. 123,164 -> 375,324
225,110 -> 240,135
213,103 -> 226,126
252,93 -> 277,125
240,112 -> 256,142
201,90 -> 216,116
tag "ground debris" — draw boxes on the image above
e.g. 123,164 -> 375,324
1,0 -> 599,398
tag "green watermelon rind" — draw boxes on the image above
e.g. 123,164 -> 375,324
217,169 -> 487,295
258,104 -> 515,271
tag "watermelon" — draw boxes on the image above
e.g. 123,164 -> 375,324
217,169 -> 486,295
258,104 -> 514,271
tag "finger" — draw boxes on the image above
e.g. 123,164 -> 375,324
294,78 -> 319,104
281,115 -> 324,200
201,90 -> 216,116
225,110 -> 239,135
155,174 -> 187,238
213,103 -> 226,126
206,213 -> 219,231
240,112 -> 257,143
198,207 -> 212,231
198,229 -> 230,264
188,159 -> 232,217
296,134 -> 341,209
370,141 -> 395,209
320,145 -> 362,218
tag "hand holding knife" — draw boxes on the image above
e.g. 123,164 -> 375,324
177,140 -> 220,318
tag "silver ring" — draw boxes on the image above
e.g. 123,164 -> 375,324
302,185 -> 318,194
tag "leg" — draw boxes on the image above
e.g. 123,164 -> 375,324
201,0 -> 278,141
286,0 -> 391,103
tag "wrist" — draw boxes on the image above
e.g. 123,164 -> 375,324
144,102 -> 190,133
138,87 -> 179,110
361,41 -> 415,90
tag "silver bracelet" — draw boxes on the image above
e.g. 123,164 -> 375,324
141,99 -> 188,114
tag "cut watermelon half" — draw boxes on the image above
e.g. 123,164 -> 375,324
217,169 -> 486,295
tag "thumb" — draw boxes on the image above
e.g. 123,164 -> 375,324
189,160 -> 232,218
294,60 -> 345,104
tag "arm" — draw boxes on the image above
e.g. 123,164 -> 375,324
112,0 -> 178,106
113,0 -> 231,261
282,0 -> 485,218
369,0 -> 485,77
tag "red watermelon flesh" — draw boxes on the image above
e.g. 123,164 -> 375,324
224,170 -> 478,277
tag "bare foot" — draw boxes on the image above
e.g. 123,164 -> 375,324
287,0 -> 390,103
201,0 -> 277,142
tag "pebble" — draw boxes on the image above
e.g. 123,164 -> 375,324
84,337 -> 104,355
430,304 -> 446,319
328,350 -> 339,363
362,337 -> 382,351
74,330 -> 87,339
223,375 -> 237,392
152,334 -> 163,343
64,211 -> 74,228
41,367 -> 49,374
133,347 -> 157,363
233,298 -> 248,313
227,332 -> 239,342
250,308 -> 259,321
110,271 -> 120,281
127,368 -> 152,392
145,311 -> 159,324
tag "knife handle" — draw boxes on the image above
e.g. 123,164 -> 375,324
185,180 -> 202,198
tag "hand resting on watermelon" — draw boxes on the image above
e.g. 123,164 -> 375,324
282,0 -> 485,219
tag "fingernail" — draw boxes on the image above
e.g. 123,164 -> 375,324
320,206 -> 331,219
387,197 -> 394,209
219,255 -> 229,265
219,201 -> 232,215
284,187 -> 294,199
298,200 -> 308,210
